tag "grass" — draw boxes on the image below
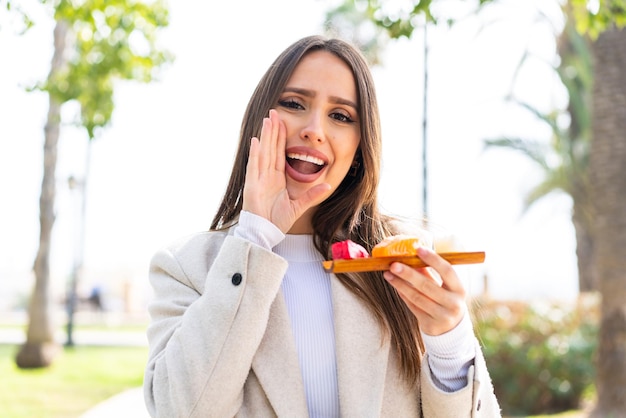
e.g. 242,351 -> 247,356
0,317 -> 593,418
0,341 -> 591,418
0,323 -> 148,338
0,343 -> 148,418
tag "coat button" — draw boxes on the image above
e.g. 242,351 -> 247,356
231,273 -> 243,286
476,399 -> 481,411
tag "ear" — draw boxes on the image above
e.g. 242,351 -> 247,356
349,159 -> 360,177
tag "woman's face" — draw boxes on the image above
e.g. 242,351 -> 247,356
276,50 -> 361,204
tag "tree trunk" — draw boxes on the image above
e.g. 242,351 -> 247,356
15,19 -> 68,369
557,14 -> 597,294
588,26 -> 626,416
572,201 -> 596,292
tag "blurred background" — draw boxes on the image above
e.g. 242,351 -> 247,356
0,0 -> 577,312
1,0 -> 624,416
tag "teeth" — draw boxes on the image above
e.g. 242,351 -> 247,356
286,153 -> 324,166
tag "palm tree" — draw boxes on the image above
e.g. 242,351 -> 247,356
588,25 -> 626,416
484,17 -> 596,292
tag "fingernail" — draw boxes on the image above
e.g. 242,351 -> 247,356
390,263 -> 403,274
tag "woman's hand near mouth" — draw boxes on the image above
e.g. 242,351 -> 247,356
242,109 -> 331,234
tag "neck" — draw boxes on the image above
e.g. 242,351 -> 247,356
288,208 -> 315,234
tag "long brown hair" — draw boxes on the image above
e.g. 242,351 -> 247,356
210,35 -> 424,384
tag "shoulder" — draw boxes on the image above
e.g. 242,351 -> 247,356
149,228 -> 289,296
149,230 -> 231,287
162,230 -> 230,260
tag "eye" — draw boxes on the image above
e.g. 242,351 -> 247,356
278,98 -> 304,110
330,111 -> 355,124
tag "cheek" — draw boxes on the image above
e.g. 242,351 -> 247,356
333,139 -> 360,174
344,135 -> 361,162
275,110 -> 296,133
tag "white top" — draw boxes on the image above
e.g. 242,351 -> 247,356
275,234 -> 340,417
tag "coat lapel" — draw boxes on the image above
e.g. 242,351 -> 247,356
251,291 -> 309,417
332,276 -> 390,417
252,280 -> 391,417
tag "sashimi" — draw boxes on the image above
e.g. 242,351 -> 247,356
371,235 -> 422,258
331,240 -> 370,260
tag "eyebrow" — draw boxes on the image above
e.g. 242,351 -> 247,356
283,87 -> 358,111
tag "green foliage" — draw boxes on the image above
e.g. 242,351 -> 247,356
324,0 -> 498,64
1,0 -> 35,32
327,0 -> 498,35
483,17 -> 593,213
569,0 -> 626,38
323,0 -> 398,65
365,0 -> 435,38
324,0 -> 626,65
474,297 -> 599,416
36,0 -> 173,138
4,0 -> 172,137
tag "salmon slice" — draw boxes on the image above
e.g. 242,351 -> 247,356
371,235 -> 423,258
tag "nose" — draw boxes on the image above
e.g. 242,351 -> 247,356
300,111 -> 324,143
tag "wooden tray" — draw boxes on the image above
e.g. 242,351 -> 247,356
322,251 -> 485,273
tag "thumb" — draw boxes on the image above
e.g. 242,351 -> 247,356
294,183 -> 332,214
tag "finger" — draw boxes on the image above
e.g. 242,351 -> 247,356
417,247 -> 465,294
246,136 -> 261,179
267,109 -> 279,170
292,183 -> 331,215
257,116 -> 272,172
384,267 -> 466,334
388,261 -> 465,318
386,263 -> 447,307
274,112 -> 286,172
384,269 -> 438,317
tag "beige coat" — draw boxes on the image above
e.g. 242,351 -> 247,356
143,231 -> 501,417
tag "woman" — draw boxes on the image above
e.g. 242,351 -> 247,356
144,35 -> 500,417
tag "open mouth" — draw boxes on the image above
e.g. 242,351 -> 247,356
286,152 -> 326,175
